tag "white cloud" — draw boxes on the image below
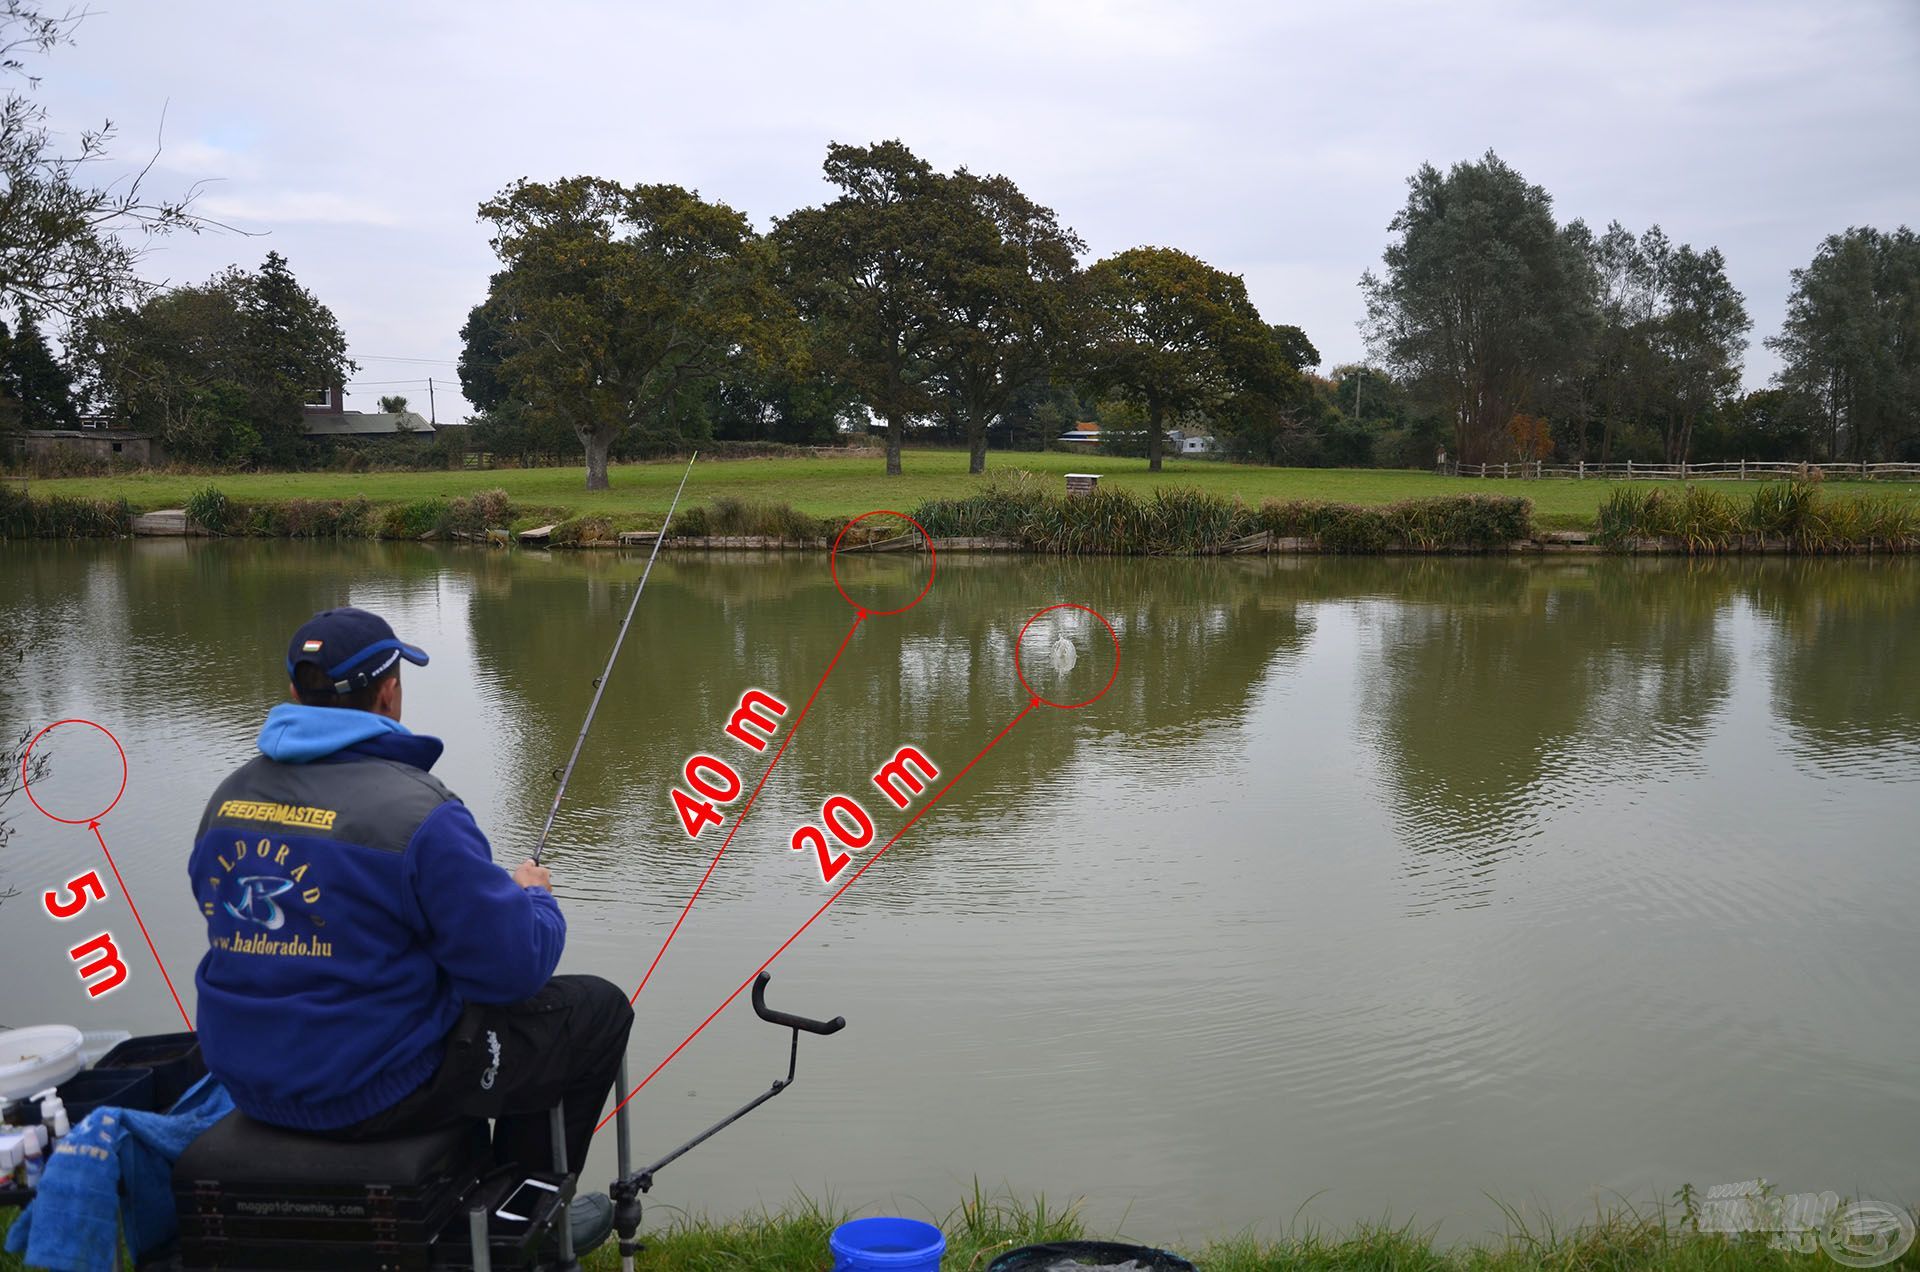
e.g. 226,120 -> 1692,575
22,0 -> 1920,403
195,191 -> 408,229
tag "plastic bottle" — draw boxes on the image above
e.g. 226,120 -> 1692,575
21,1124 -> 45,1188
35,1090 -> 68,1144
0,1132 -> 24,1187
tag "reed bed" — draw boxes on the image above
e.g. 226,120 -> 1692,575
1596,482 -> 1920,553
0,483 -> 130,538
178,486 -> 519,540
670,496 -> 832,543
11,475 -> 1916,555
909,478 -> 1534,554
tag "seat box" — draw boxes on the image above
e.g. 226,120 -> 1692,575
174,1112 -> 490,1257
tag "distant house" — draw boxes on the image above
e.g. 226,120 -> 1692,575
1058,421 -> 1216,455
302,385 -> 434,439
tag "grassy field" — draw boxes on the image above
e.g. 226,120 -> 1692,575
26,449 -> 1920,531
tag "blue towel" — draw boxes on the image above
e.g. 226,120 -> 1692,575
4,1074 -> 234,1271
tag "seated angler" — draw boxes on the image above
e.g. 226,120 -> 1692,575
188,606 -> 633,1253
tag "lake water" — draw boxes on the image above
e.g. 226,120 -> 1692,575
2,540 -> 1916,1244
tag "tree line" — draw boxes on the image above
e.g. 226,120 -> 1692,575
1362,151 -> 1919,468
0,0 -> 1912,483
456,140 -> 1312,487
457,145 -> 1917,485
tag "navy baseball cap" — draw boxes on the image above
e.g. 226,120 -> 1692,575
286,607 -> 429,694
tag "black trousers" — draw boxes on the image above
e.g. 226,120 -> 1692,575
324,974 -> 634,1176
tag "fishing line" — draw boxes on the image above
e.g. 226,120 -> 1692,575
532,453 -> 697,865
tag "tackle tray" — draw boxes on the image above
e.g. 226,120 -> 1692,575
95,1033 -> 205,1112
429,1166 -> 569,1271
167,1169 -> 568,1272
173,1113 -> 490,1251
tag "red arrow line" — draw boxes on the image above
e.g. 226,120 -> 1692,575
91,820 -> 194,1032
629,612 -> 865,1005
598,695 -> 1039,1132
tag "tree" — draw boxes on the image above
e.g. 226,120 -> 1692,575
1215,328 -> 1327,466
378,394 -> 408,413
473,177 -> 780,489
75,253 -> 351,464
1077,246 -> 1288,472
774,140 -> 962,477
0,3 -> 208,322
1361,152 -> 1593,466
0,726 -> 43,908
699,363 -> 860,445
1767,226 -> 1920,462
927,169 -> 1083,473
3,309 -> 75,427
1567,223 -> 1750,464
1650,241 -> 1749,462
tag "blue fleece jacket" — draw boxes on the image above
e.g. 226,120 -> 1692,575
188,705 -> 566,1130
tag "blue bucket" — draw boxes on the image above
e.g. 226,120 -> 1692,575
829,1216 -> 946,1271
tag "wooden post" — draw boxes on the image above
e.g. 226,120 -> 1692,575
1626,459 -> 1633,479
1578,460 -> 1585,480
1740,458 -> 1747,480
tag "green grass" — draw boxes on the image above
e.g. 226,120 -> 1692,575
575,1185 -> 1920,1271
6,1187 -> 1915,1271
24,449 -> 1920,533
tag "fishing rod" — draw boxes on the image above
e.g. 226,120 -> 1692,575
532,452 -> 697,865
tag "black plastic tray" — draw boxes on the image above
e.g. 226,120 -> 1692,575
59,1064 -> 157,1119
94,1033 -> 204,1111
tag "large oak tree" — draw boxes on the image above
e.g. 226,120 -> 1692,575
1077,246 -> 1284,472
474,178 -> 779,489
927,169 -> 1083,474
774,141 -> 964,477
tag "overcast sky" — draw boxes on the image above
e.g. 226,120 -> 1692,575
32,0 -> 1920,417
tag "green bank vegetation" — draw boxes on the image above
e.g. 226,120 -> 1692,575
11,463 -> 1920,555
18,451 -> 1920,533
1595,483 -> 1920,552
588,1192 -> 1920,1271
8,1189 -> 1915,1272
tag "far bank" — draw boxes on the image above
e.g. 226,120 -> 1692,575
7,454 -> 1920,554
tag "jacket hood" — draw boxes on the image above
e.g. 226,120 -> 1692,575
258,703 -> 416,764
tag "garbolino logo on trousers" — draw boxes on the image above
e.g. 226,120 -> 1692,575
480,1030 -> 502,1091
1698,1181 -> 1916,1267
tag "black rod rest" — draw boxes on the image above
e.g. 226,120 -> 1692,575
606,971 -> 846,1264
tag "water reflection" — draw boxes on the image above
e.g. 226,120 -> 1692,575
2,543 -> 1917,1239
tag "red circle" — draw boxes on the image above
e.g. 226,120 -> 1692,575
1015,604 -> 1121,710
830,511 -> 938,617
21,718 -> 128,825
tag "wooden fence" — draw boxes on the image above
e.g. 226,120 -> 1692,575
1446,460 -> 1920,482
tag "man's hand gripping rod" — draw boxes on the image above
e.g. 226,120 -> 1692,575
532,452 -> 697,865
